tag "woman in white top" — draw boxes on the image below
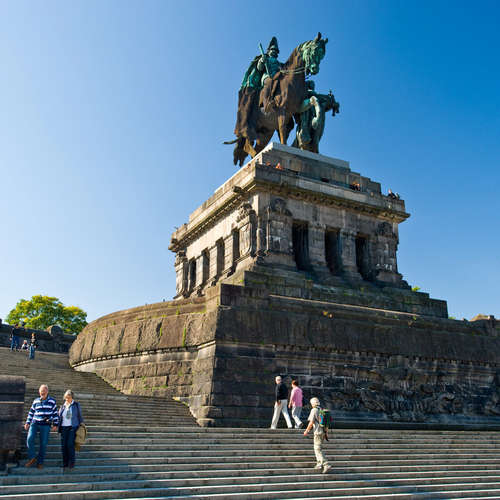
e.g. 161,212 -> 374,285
57,390 -> 84,469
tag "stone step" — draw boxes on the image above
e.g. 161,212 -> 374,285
33,451 -> 500,464
81,433 -> 500,445
23,396 -> 187,407
2,479 -> 500,499
2,473 -> 500,496
5,467 -> 500,486
9,462 -> 500,477
37,442 -> 500,455
3,347 -> 500,499
80,426 -> 500,436
76,437 -> 500,448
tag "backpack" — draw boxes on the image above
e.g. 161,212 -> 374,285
318,408 -> 333,429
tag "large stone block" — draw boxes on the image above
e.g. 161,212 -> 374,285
0,376 -> 25,470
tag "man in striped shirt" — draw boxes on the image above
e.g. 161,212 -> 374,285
24,384 -> 59,468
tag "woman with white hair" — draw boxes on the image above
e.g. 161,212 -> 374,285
57,390 -> 84,469
303,397 -> 331,473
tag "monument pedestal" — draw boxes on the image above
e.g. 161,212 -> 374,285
70,144 -> 500,429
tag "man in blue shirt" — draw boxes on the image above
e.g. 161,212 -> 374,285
24,384 -> 58,468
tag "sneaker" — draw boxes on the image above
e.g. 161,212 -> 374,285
314,463 -> 323,469
25,458 -> 36,468
297,422 -> 303,428
322,464 -> 332,474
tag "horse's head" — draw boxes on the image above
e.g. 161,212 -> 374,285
302,32 -> 328,75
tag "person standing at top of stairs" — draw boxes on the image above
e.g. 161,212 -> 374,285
9,325 -> 21,351
24,384 -> 59,469
270,376 -> 293,429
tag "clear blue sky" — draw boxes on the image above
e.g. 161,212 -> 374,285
1,1 -> 498,323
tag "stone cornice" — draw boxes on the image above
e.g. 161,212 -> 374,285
250,171 -> 409,222
169,163 -> 409,252
169,186 -> 248,253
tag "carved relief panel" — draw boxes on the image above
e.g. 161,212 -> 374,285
266,198 -> 293,255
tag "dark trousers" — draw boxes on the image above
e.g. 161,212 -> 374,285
10,336 -> 19,350
27,423 -> 50,464
60,426 -> 76,467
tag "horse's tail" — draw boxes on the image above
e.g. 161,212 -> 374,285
223,138 -> 239,145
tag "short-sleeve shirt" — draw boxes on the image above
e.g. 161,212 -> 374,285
308,407 -> 322,435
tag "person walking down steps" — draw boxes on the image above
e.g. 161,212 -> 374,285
24,384 -> 59,469
58,389 -> 84,470
270,376 -> 293,429
28,334 -> 37,360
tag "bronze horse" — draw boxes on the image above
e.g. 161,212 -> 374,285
227,33 -> 328,166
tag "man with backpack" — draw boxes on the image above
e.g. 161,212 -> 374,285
303,397 -> 331,473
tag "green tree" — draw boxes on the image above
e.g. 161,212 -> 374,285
6,295 -> 87,334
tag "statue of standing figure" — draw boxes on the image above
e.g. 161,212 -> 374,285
292,80 -> 340,154
226,33 -> 339,166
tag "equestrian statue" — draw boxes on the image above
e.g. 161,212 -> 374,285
225,33 -> 340,166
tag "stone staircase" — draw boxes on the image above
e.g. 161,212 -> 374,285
2,347 -> 500,498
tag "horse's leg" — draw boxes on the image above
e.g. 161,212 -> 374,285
243,138 -> 258,158
255,130 -> 274,155
277,111 -> 289,145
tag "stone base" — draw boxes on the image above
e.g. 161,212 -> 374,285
0,376 -> 25,470
223,263 -> 446,318
70,282 -> 500,429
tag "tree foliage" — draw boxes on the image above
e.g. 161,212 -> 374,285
6,295 -> 87,334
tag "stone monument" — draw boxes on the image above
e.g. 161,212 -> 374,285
69,34 -> 500,428
70,142 -> 500,428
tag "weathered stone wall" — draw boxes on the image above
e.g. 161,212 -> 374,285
71,283 -> 500,428
0,324 -> 75,353
0,376 -> 25,469
70,291 -> 220,426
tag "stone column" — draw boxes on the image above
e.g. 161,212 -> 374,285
339,229 -> 362,279
373,222 -> 403,286
234,202 -> 257,271
263,198 -> 295,268
222,233 -> 237,277
208,244 -> 219,285
256,215 -> 267,257
194,251 -> 209,293
187,259 -> 197,294
174,251 -> 188,298
308,223 -> 330,277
